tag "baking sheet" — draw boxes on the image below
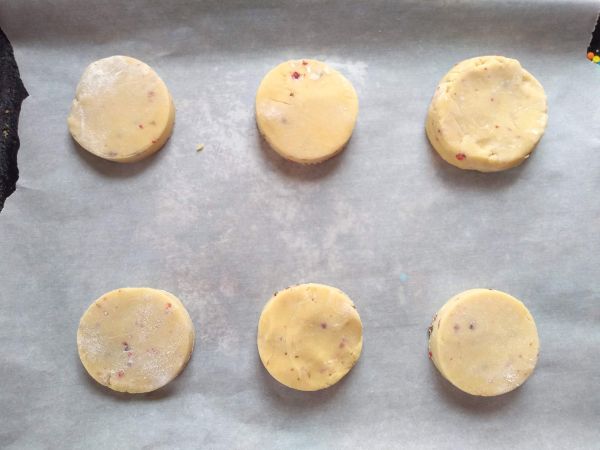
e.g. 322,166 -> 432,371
1,0 -> 599,448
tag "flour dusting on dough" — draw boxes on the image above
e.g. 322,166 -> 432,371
77,288 -> 195,393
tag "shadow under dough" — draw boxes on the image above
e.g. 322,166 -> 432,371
427,357 -> 524,415
255,129 -> 349,182
424,131 -> 534,192
69,134 -> 169,179
254,349 -> 354,413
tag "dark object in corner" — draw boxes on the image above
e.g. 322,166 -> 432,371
0,27 -> 28,212
588,14 -> 600,59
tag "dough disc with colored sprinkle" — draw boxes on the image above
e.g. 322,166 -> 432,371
257,283 -> 363,391
77,288 -> 195,393
426,56 -> 547,172
255,59 -> 359,164
68,55 -> 175,163
428,289 -> 539,396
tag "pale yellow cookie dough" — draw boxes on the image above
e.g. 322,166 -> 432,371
255,59 -> 359,164
68,55 -> 175,163
426,56 -> 547,172
77,288 -> 195,393
428,289 -> 539,396
257,283 -> 363,391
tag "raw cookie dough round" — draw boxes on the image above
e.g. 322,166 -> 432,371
68,55 -> 175,163
255,59 -> 359,164
428,289 -> 539,396
426,56 -> 547,172
77,288 -> 195,393
257,283 -> 363,391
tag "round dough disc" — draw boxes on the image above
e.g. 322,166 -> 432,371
425,56 -> 547,172
428,289 -> 539,396
255,59 -> 359,164
257,283 -> 363,391
77,288 -> 195,393
68,55 -> 175,163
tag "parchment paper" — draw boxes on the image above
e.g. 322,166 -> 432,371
1,1 -> 599,448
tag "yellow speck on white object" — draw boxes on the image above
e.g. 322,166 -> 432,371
77,288 -> 195,393
255,59 -> 359,164
257,283 -> 363,391
68,55 -> 175,163
196,144 -> 205,152
428,289 -> 539,396
425,56 -> 547,172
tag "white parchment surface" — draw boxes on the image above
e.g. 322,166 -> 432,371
1,1 -> 599,448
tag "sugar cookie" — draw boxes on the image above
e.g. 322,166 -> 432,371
428,289 -> 539,396
426,56 -> 547,172
77,288 -> 195,393
68,55 -> 175,163
257,283 -> 362,391
256,59 -> 358,164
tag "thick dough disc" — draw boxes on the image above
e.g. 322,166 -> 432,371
428,289 -> 539,396
426,56 -> 547,172
77,288 -> 195,393
68,55 -> 175,163
255,59 -> 359,164
257,283 -> 363,391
